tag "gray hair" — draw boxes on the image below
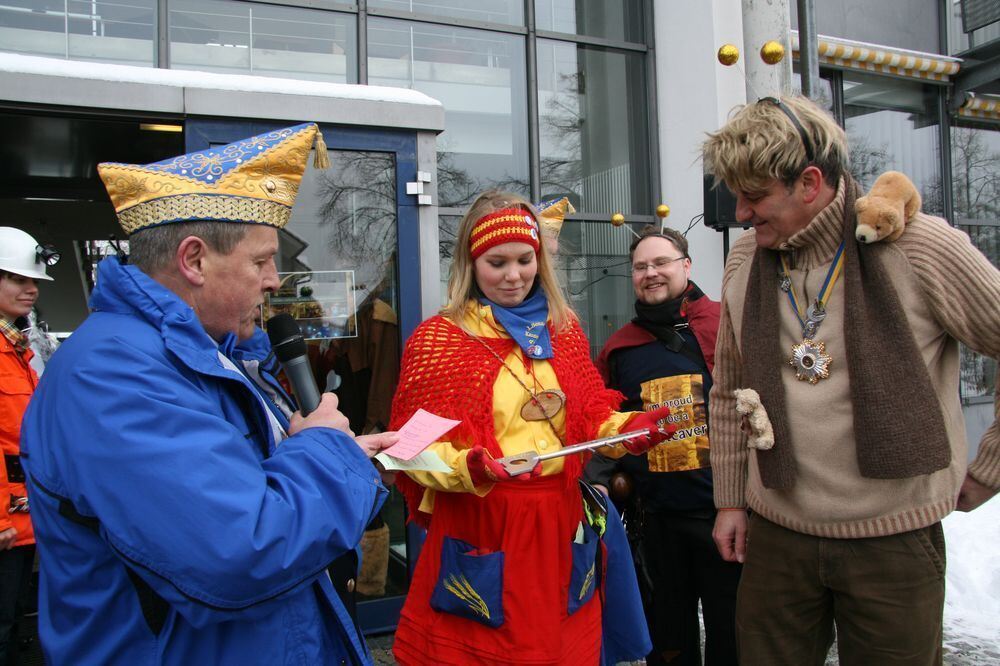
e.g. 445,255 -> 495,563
128,222 -> 249,274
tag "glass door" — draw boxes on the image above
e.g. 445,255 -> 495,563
186,119 -> 422,633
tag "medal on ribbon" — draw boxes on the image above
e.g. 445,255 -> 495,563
779,242 -> 845,384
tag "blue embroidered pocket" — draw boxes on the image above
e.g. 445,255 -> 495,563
430,537 -> 505,628
568,522 -> 599,615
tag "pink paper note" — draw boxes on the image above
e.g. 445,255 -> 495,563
382,409 -> 461,461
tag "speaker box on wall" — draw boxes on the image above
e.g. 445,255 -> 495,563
703,175 -> 745,230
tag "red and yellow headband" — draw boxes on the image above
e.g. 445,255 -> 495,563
469,207 -> 541,260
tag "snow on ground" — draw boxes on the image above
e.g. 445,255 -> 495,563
941,497 -> 1000,662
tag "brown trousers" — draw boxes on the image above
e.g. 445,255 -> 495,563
736,514 -> 945,666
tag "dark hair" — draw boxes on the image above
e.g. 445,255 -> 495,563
629,226 -> 689,262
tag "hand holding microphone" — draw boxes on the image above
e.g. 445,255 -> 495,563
267,314 -> 322,416
268,314 -> 401,460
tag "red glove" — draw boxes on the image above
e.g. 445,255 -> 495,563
467,446 -> 541,486
620,406 -> 676,455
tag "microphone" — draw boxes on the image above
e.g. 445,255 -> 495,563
266,314 -> 321,417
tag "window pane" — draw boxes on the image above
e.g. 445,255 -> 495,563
368,0 -> 522,27
535,0 -> 644,42
169,0 -> 357,83
0,0 -> 156,66
537,39 -> 651,214
279,149 -> 412,598
368,18 -> 529,207
790,67 -> 836,115
951,124 -> 1000,400
558,220 -> 643,358
843,73 -> 943,215
438,214 -> 461,304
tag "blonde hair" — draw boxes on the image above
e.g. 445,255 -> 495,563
441,190 -> 576,332
702,95 -> 848,196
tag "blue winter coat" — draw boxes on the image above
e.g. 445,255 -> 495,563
21,257 -> 387,665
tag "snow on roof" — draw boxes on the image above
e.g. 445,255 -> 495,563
0,52 -> 441,107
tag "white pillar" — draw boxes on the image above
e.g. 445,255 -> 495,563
741,0 -> 793,99
654,0 -> 747,299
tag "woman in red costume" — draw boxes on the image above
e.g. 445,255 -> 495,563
391,191 -> 672,665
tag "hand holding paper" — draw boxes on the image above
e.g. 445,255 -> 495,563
374,409 -> 460,473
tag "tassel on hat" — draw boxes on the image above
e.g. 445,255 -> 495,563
313,129 -> 330,170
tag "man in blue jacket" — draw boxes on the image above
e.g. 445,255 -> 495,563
20,123 -> 394,664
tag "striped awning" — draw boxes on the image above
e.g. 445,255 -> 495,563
791,31 -> 961,82
958,95 -> 1000,121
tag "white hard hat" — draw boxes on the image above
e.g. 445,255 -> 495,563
0,227 -> 55,281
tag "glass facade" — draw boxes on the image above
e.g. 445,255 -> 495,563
168,0 -> 356,82
557,219 -> 642,356
368,17 -> 529,207
3,0 -> 655,360
535,0 -> 645,42
948,0 -> 1000,54
951,123 -> 1000,401
0,0 -> 157,65
368,0 -> 523,27
536,40 -> 651,214
843,73 -> 943,215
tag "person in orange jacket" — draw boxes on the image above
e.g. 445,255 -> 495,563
0,227 -> 56,664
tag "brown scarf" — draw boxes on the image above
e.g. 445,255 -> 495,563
741,179 -> 951,489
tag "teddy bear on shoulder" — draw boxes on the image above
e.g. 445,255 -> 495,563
854,170 -> 922,244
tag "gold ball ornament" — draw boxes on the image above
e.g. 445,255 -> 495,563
717,44 -> 740,66
611,213 -> 626,227
760,41 -> 785,65
656,204 -> 671,219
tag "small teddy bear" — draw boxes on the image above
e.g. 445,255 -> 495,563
734,388 -> 775,450
854,171 -> 921,244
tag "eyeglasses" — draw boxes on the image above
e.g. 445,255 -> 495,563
36,244 -> 60,267
631,256 -> 687,274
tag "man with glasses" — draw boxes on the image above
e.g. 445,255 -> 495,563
703,94 -> 1000,664
586,227 -> 740,665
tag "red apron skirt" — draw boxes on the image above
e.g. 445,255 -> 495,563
393,474 -> 602,665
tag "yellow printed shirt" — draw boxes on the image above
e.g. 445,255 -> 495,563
640,373 -> 711,472
405,303 -> 634,513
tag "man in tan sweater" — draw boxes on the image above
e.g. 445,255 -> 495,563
702,95 -> 1000,665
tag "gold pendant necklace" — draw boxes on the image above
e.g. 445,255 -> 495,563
519,388 -> 567,421
463,326 -> 566,443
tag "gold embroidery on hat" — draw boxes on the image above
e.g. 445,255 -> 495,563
117,195 -> 291,235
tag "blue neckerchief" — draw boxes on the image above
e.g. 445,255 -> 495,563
480,287 -> 553,359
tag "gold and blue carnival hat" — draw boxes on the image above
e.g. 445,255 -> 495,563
97,122 -> 328,235
536,196 -> 574,240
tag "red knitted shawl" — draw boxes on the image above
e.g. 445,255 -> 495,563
390,314 -> 624,528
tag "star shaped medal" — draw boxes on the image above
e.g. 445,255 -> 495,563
789,338 -> 832,384
779,242 -> 845,385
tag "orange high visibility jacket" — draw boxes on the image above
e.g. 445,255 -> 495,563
0,332 -> 37,547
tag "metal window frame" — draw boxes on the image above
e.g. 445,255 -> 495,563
169,0 -> 659,221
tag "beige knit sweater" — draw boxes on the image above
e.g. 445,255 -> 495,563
710,181 -> 1000,538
